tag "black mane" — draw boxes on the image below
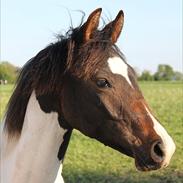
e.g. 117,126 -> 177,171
4,23 -> 123,137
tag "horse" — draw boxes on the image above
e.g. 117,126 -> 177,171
0,8 -> 176,183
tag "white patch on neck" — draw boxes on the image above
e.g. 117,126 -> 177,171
1,91 -> 67,183
107,56 -> 133,87
145,106 -> 176,167
54,164 -> 65,183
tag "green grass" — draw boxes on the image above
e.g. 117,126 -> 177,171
0,84 -> 14,118
0,82 -> 183,183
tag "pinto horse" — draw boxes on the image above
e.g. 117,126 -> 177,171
0,8 -> 175,183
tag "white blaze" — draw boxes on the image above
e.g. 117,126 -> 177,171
145,106 -> 176,167
107,56 -> 133,87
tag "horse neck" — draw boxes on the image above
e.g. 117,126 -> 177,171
1,91 -> 69,183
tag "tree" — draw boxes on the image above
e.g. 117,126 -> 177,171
0,62 -> 20,83
154,64 -> 174,81
173,71 -> 183,81
138,70 -> 153,81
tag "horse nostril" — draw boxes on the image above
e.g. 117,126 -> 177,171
151,141 -> 165,163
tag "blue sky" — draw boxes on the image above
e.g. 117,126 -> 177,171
1,0 -> 182,73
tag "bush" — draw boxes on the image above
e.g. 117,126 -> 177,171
138,70 -> 153,81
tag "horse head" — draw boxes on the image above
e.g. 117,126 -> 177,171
61,8 -> 176,171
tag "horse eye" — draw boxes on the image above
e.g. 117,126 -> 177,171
96,79 -> 111,88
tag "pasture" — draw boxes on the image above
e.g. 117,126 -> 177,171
0,82 -> 183,183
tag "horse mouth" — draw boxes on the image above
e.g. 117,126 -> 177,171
134,158 -> 162,172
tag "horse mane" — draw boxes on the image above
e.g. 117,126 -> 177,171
4,22 -> 124,137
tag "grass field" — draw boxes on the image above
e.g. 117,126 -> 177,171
0,82 -> 183,183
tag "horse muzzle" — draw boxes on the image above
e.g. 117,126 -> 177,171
133,138 -> 176,171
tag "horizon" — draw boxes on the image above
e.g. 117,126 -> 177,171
1,0 -> 182,73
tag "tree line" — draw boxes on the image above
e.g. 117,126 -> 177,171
138,64 -> 183,81
0,61 -> 182,84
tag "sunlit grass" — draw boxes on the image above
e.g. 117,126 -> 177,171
0,82 -> 183,183
0,84 -> 14,119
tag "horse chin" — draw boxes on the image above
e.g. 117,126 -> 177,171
134,159 -> 161,172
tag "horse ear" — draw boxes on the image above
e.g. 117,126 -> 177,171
102,10 -> 124,43
82,8 -> 102,42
